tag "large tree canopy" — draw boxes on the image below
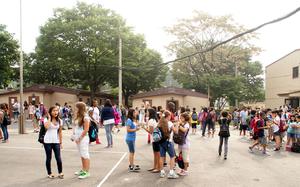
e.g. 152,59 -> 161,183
0,25 -> 19,88
166,11 -> 264,105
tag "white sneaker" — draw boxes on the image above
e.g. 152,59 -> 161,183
160,170 -> 166,178
74,170 -> 84,175
167,172 -> 179,179
78,171 -> 90,179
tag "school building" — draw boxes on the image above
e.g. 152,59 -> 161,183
0,84 -> 115,115
265,49 -> 300,109
132,87 -> 209,111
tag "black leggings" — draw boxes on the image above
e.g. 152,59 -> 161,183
44,143 -> 63,175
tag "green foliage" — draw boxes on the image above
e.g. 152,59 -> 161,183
166,11 -> 264,105
0,25 -> 19,88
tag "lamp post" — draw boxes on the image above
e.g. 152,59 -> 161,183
19,0 -> 25,134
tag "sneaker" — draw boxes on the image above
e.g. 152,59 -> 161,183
167,172 -> 179,179
163,162 -> 167,167
134,165 -> 140,171
249,147 -> 253,153
224,156 -> 227,160
78,171 -> 90,179
177,170 -> 188,176
75,170 -> 84,175
160,170 -> 166,178
274,148 -> 280,151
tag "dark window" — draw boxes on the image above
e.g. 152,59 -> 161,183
292,66 -> 299,79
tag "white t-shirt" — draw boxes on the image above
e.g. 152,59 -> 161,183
92,107 -> 100,123
179,123 -> 190,149
44,118 -> 62,144
272,116 -> 280,133
168,121 -> 174,142
148,119 -> 157,129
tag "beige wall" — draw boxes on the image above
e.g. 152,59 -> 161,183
265,50 -> 300,109
0,92 -> 45,106
132,94 -> 208,111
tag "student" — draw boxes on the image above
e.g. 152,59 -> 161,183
126,108 -> 141,172
0,103 -> 10,143
101,99 -> 115,148
271,110 -> 281,151
175,112 -> 190,176
249,112 -> 269,154
43,106 -> 63,179
91,99 -> 101,144
191,108 -> 198,135
143,108 -> 160,173
72,102 -> 90,179
158,110 -> 179,179
239,108 -> 248,136
218,111 -> 231,160
286,115 -> 297,147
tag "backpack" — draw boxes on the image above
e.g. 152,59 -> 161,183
2,113 -> 11,126
192,112 -> 198,121
279,119 -> 287,133
173,127 -> 189,145
89,120 -> 98,142
219,119 -> 230,137
38,121 -> 47,144
206,112 -> 212,121
291,143 -> 300,153
175,152 -> 185,169
152,127 -> 162,142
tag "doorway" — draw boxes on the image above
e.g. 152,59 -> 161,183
8,97 -> 18,118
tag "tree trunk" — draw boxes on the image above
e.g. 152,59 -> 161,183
124,94 -> 130,108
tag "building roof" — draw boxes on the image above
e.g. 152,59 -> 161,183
0,84 -> 113,98
266,49 -> 300,68
132,87 -> 208,99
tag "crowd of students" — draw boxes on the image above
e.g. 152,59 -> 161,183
2,98 -> 300,180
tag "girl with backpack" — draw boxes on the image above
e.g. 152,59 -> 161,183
218,111 -> 231,160
174,112 -> 190,176
142,108 -> 160,173
158,110 -> 179,179
72,102 -> 90,179
191,108 -> 198,135
43,106 -> 63,179
125,108 -> 141,172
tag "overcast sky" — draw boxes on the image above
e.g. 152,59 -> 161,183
0,0 -> 299,68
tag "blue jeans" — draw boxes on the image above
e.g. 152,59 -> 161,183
44,143 -> 63,175
1,124 -> 9,140
159,141 -> 175,158
104,123 -> 114,146
202,121 -> 207,136
126,140 -> 135,153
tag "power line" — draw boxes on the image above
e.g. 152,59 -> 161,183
103,6 -> 300,71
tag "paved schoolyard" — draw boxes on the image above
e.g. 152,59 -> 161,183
0,121 -> 299,187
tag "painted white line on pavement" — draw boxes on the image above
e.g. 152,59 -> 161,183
0,146 -> 126,154
97,152 -> 127,187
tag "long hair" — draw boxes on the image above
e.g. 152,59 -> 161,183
158,110 -> 171,139
104,99 -> 112,107
76,102 -> 87,126
180,112 -> 190,123
148,108 -> 157,122
48,106 -> 60,124
127,108 -> 135,121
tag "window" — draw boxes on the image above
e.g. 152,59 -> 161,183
292,66 -> 299,79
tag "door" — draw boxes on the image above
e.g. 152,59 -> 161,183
28,96 -> 40,105
8,97 -> 17,118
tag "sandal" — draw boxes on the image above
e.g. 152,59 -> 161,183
151,169 -> 160,173
48,174 -> 55,179
147,168 -> 155,171
58,173 -> 64,179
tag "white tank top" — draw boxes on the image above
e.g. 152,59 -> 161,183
44,119 -> 61,144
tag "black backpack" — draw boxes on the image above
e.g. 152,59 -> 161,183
173,127 -> 189,145
291,143 -> 300,153
2,113 -> 11,126
38,122 -> 47,144
89,120 -> 98,142
219,119 -> 230,137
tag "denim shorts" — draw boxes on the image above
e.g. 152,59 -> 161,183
152,142 -> 160,152
126,140 -> 135,153
159,141 -> 175,158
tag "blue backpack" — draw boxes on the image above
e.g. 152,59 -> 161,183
153,127 -> 162,142
89,121 -> 98,142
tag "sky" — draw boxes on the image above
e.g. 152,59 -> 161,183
0,0 -> 300,69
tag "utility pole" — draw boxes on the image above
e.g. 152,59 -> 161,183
118,34 -> 122,107
19,0 -> 25,134
235,61 -> 238,108
207,84 -> 210,107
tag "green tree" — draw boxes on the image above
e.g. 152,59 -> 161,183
0,25 -> 19,88
166,11 -> 264,105
32,2 -> 126,98
110,33 -> 167,106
